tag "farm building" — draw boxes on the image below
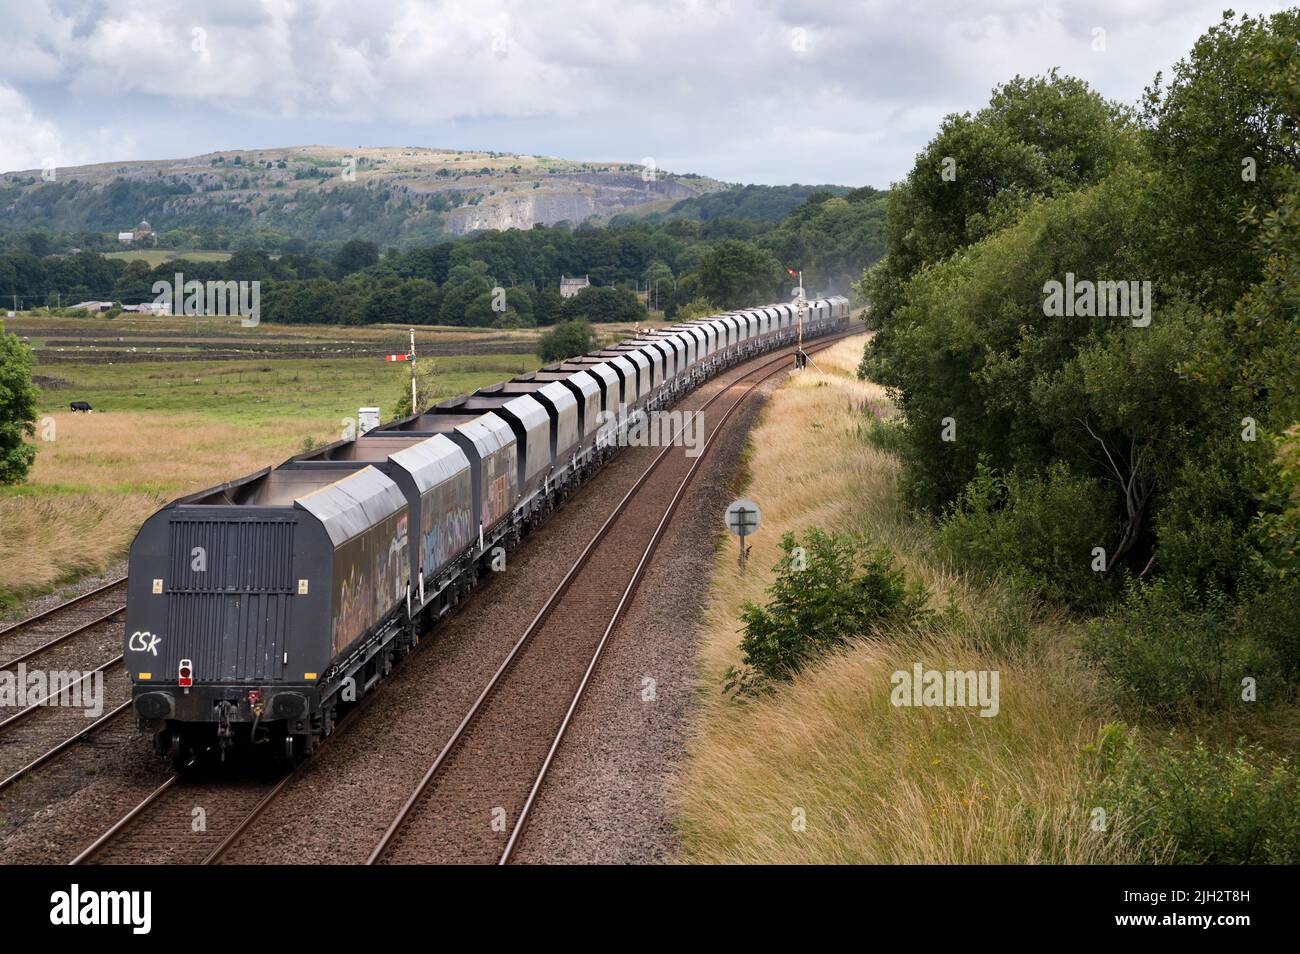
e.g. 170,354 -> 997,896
559,274 -> 590,299
122,301 -> 172,315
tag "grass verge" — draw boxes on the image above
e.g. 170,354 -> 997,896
675,336 -> 1142,863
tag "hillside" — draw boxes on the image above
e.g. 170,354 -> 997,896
0,146 -> 725,248
618,183 -> 852,224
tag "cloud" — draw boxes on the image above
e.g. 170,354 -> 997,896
0,0 -> 1293,183
0,83 -> 75,175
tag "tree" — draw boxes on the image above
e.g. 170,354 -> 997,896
855,14 -> 1300,604
403,278 -> 442,325
1140,9 -> 1300,311
537,319 -> 596,363
437,274 -> 492,326
697,239 -> 785,308
333,239 -> 379,275
0,324 -> 38,484
859,70 -> 1137,329
362,281 -> 409,325
532,286 -> 564,326
111,259 -> 155,304
560,285 -> 644,324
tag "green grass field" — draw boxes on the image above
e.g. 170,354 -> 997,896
103,249 -> 234,265
35,352 -> 539,425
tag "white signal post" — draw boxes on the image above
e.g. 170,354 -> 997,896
409,328 -> 417,416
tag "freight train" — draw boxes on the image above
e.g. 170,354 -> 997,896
123,297 -> 851,766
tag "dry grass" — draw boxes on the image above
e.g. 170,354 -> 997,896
676,336 -> 1133,864
0,410 -> 324,604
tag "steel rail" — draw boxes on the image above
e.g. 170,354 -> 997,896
0,604 -> 126,671
68,774 -> 179,865
0,701 -> 132,795
0,653 -> 124,734
0,577 -> 127,641
200,773 -> 296,864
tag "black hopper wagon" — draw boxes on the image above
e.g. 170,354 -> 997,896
122,297 -> 851,767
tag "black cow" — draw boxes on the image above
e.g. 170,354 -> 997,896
70,401 -> 92,413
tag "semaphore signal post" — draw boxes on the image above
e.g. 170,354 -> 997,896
385,328 -> 418,413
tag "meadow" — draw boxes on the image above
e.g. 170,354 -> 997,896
103,249 -> 234,265
0,319 -> 543,611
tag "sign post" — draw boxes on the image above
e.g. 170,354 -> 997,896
385,331 -> 418,415
725,499 -> 762,572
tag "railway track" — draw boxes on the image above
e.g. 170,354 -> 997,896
0,701 -> 132,794
367,332 -> 851,864
68,681 -> 391,865
57,332 -> 850,865
0,577 -> 126,665
0,578 -> 132,791
69,769 -> 289,865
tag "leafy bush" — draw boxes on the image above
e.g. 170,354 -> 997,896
389,358 -> 440,419
1152,440 -> 1269,599
1080,579 -> 1298,719
0,327 -> 39,484
860,412 -> 908,457
490,310 -> 535,330
731,528 -> 928,688
1089,724 -> 1300,863
1252,424 -> 1300,582
938,460 -> 1118,608
674,297 -> 717,322
536,319 -> 595,364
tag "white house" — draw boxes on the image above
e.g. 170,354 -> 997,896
559,274 -> 590,299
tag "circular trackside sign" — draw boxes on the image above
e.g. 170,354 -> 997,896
725,499 -> 761,536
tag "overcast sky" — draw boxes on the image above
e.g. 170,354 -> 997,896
0,1 -> 1292,186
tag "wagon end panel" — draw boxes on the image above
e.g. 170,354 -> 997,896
124,509 -> 309,687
